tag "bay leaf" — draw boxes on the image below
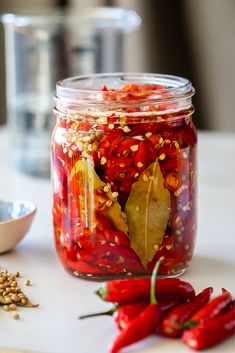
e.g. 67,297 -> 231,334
71,158 -> 127,234
125,159 -> 171,268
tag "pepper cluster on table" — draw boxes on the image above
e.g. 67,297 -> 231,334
80,262 -> 235,352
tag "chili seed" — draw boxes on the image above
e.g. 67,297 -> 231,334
101,157 -> 107,165
174,184 -> 188,197
174,141 -> 180,150
103,185 -> 110,193
159,153 -> 166,160
143,174 -> 149,182
123,126 -> 131,133
105,200 -> 112,207
145,132 -> 152,138
130,145 -> 139,152
137,162 -> 143,168
112,192 -> 119,198
108,123 -> 114,130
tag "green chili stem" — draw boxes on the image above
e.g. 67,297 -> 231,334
150,260 -> 161,305
79,306 -> 117,319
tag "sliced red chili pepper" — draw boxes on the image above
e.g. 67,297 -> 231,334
93,243 -> 141,262
133,141 -> 148,171
67,259 -> 101,274
107,135 -> 123,159
103,229 -> 130,247
106,165 -> 136,181
116,138 -> 139,156
66,245 -> 79,262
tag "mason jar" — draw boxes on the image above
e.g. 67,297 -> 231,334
52,73 -> 197,280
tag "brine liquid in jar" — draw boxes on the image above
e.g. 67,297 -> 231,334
52,73 -> 197,280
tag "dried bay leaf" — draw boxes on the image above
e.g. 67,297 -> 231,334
125,159 -> 171,268
71,158 -> 127,234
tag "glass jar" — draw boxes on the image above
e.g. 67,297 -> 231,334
52,73 -> 197,280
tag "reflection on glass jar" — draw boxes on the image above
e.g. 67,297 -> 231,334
52,73 -> 197,280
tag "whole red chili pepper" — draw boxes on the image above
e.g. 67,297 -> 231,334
160,287 -> 213,338
182,302 -> 235,350
110,260 -> 163,353
95,277 -> 195,304
185,288 -> 232,328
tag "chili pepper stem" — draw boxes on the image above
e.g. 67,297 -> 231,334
150,259 -> 161,304
79,306 -> 117,320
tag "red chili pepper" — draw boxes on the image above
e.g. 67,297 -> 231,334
113,302 -> 148,330
95,277 -> 195,305
160,287 -> 213,338
182,302 -> 235,350
185,288 -> 232,328
110,260 -> 163,353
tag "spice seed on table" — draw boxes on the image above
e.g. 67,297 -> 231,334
12,313 -> 20,320
3,305 -> 10,311
9,304 -> 17,311
0,269 -> 38,308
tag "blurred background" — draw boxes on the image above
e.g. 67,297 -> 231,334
0,0 -> 235,177
0,0 -> 235,132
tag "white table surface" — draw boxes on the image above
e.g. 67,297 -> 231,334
0,127 -> 235,353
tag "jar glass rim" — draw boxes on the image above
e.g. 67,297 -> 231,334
1,7 -> 141,30
55,73 -> 195,108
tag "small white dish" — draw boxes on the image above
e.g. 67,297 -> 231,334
0,200 -> 36,253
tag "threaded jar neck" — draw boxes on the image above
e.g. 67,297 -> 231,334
54,73 -> 195,121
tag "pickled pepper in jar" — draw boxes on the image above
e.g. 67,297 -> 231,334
52,73 -> 197,280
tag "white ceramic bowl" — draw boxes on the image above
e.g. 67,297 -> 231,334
0,200 -> 36,253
